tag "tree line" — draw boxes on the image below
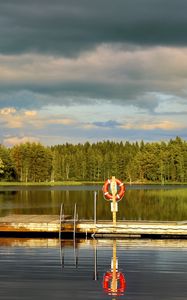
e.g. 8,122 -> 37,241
0,136 -> 187,183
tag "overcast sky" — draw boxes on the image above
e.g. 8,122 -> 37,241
1,0 -> 187,146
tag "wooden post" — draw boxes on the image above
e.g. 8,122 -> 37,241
111,176 -> 117,228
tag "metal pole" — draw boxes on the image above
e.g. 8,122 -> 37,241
94,191 -> 97,226
73,203 -> 77,240
74,234 -> 78,268
94,239 -> 98,280
59,202 -> 63,240
60,242 -> 64,269
73,203 -> 78,268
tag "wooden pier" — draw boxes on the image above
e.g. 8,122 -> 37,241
0,215 -> 187,238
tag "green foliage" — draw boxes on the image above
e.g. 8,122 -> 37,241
0,158 -> 4,174
11,142 -> 52,182
0,137 -> 187,183
0,145 -> 16,181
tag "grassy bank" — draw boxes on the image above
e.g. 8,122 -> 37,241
0,181 -> 103,186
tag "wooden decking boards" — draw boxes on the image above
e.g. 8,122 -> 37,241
0,215 -> 187,238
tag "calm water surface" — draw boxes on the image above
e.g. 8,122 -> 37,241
0,238 -> 187,300
0,184 -> 187,220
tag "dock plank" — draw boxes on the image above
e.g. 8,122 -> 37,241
0,215 -> 187,238
0,214 -> 59,223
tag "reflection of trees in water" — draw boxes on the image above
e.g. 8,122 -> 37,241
0,188 -> 187,220
125,189 -> 187,221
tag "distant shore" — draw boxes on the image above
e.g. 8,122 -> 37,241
0,181 -> 187,186
0,181 -> 101,186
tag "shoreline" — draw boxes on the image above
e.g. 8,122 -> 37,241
0,181 -> 187,186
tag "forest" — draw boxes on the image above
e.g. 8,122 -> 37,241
0,136 -> 187,183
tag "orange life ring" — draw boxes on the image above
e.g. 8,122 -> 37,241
102,178 -> 125,202
103,271 -> 126,296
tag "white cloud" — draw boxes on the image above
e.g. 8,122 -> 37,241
3,136 -> 40,147
24,110 -> 37,117
0,107 -> 16,115
120,119 -> 184,131
47,118 -> 76,125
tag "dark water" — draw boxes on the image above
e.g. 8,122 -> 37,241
0,184 -> 187,221
0,238 -> 187,300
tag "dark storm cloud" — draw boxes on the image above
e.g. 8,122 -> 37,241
0,81 -> 156,111
1,0 -> 187,56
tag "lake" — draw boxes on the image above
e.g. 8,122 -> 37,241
0,185 -> 187,299
0,237 -> 187,300
0,184 -> 187,221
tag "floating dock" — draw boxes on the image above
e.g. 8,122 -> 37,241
0,215 -> 187,238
